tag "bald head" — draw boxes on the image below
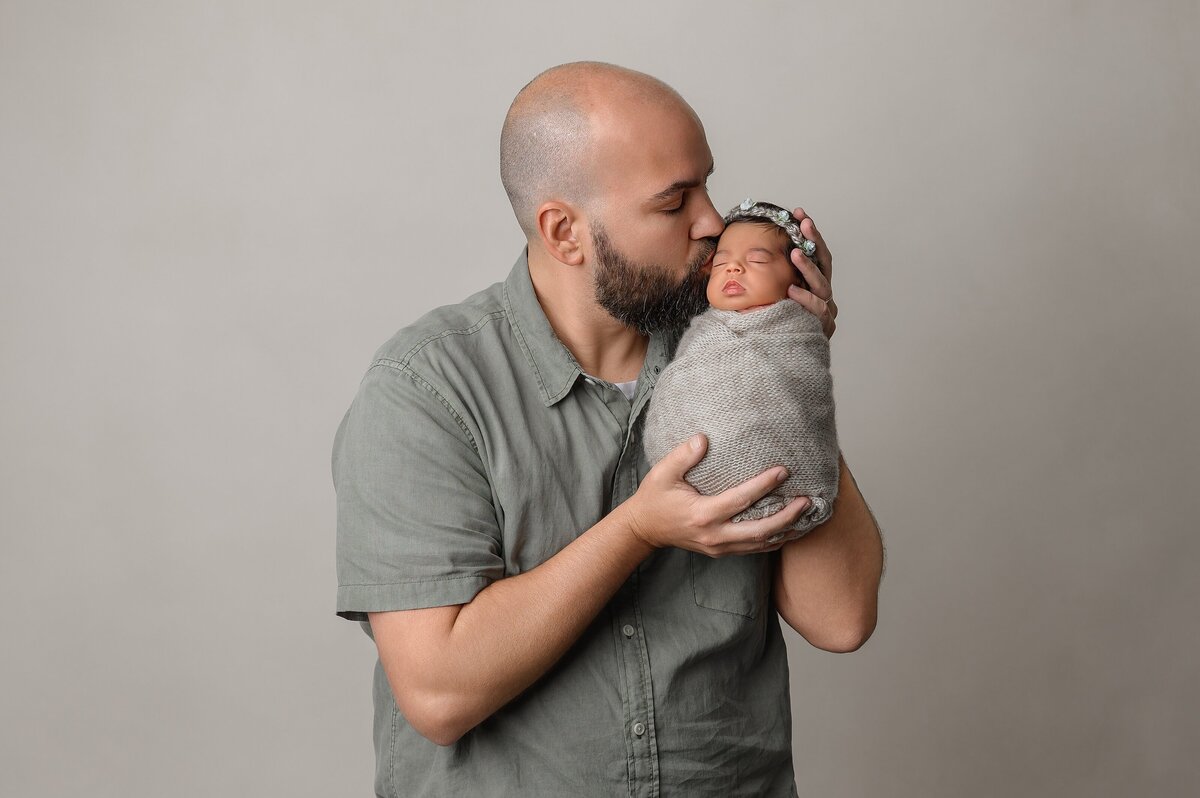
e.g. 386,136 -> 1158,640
500,62 -> 692,239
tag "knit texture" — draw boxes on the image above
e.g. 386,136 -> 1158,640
643,299 -> 839,534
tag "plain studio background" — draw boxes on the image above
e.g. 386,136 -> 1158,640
2,2 -> 1197,796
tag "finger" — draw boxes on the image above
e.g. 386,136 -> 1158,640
708,465 -> 789,520
717,498 -> 813,553
799,217 -> 828,263
658,433 -> 707,481
790,207 -> 832,281
789,249 -> 831,300
795,211 -> 831,273
786,285 -> 836,338
786,284 -> 829,317
759,497 -> 812,538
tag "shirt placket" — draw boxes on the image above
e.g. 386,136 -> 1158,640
593,379 -> 661,798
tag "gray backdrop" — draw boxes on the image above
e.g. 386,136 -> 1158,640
2,1 -> 1197,796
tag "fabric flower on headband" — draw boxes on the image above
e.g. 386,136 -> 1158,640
725,198 -> 818,258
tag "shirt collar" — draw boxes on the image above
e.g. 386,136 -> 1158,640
503,249 -> 681,407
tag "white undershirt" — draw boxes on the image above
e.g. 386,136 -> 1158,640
584,374 -> 639,401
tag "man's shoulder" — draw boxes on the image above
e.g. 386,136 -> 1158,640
369,278 -> 510,372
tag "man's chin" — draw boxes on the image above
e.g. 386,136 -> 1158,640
592,228 -> 713,333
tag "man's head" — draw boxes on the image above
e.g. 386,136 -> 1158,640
500,62 -> 724,333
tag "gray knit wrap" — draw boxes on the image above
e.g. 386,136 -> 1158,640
642,299 -> 840,534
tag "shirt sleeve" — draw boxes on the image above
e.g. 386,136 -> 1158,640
333,360 -> 504,621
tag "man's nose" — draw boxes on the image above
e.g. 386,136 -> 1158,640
692,194 -> 724,240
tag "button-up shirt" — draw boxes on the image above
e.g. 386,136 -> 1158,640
334,251 -> 797,797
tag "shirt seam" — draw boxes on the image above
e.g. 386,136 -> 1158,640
340,575 -> 487,587
366,359 -> 483,457
388,701 -> 398,798
390,310 -> 507,367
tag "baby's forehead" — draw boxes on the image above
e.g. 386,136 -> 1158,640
717,221 -> 790,249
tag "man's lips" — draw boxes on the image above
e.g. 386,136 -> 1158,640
722,280 -> 745,295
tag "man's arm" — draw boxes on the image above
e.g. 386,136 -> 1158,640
369,508 -> 650,746
774,208 -> 881,649
772,453 -> 884,652
370,434 -> 814,747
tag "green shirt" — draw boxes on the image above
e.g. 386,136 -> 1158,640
334,251 -> 797,798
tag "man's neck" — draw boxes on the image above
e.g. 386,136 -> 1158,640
527,247 -> 648,383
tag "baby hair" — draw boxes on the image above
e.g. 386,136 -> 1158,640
722,199 -> 817,261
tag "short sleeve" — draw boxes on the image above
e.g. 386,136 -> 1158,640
333,361 -> 504,621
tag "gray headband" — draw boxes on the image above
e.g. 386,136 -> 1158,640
722,198 -> 818,258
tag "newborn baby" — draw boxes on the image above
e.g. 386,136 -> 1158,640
642,199 -> 840,536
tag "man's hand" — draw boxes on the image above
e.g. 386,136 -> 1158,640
787,207 -> 838,339
620,433 -> 814,556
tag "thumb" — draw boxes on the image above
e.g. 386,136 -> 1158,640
665,433 -> 707,476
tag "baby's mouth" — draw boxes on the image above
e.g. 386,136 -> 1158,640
722,280 -> 745,295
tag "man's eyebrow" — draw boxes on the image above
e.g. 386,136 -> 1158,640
649,163 -> 715,202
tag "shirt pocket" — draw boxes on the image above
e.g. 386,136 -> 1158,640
689,552 -> 769,619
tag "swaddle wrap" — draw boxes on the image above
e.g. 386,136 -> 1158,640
642,299 -> 839,534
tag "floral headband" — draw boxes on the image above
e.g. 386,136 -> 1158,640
723,198 -> 818,258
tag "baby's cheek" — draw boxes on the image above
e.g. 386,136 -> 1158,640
705,279 -> 722,305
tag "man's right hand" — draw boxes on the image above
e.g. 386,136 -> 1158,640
620,433 -> 814,556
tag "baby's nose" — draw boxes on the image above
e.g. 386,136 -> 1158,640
724,261 -> 744,272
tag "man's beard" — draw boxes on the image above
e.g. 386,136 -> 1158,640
591,223 -> 713,336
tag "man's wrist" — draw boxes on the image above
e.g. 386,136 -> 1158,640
603,500 -> 659,561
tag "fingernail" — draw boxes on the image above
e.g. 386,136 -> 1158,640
690,434 -> 703,451
776,468 -> 788,483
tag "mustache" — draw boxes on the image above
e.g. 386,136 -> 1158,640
690,238 -> 718,272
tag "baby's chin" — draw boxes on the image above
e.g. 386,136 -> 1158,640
707,295 -> 785,313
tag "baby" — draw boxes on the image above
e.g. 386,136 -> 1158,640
641,199 -> 840,536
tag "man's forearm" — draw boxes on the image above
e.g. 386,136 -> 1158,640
372,434 -> 814,745
371,505 -> 653,745
772,454 -> 884,651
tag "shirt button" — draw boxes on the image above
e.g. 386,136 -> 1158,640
632,721 -> 646,737
622,624 -> 635,638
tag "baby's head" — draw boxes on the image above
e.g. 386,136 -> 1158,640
707,200 -> 812,312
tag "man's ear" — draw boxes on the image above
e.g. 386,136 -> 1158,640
535,202 -> 585,266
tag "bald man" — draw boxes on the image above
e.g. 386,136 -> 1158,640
334,62 -> 883,797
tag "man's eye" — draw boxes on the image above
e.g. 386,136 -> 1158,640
664,198 -> 685,214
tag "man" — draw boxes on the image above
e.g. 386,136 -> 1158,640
334,62 -> 884,797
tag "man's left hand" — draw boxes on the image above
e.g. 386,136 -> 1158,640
787,207 -> 837,339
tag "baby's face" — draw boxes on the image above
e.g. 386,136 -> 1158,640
707,222 -> 801,312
